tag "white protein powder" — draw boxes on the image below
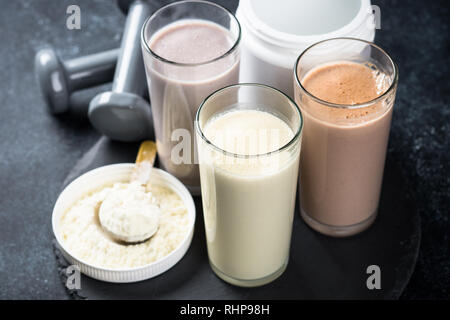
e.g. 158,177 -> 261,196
99,182 -> 161,242
59,182 -> 189,269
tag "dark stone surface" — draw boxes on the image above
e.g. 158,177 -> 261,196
370,0 -> 450,299
54,137 -> 420,300
0,0 -> 448,299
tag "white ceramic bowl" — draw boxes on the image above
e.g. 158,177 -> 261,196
52,163 -> 196,283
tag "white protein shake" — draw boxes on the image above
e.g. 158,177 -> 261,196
197,106 -> 301,286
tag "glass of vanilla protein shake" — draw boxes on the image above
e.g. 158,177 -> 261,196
141,1 -> 241,194
294,38 -> 398,237
196,84 -> 303,287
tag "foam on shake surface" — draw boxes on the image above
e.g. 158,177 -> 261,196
302,61 -> 384,105
149,20 -> 233,64
204,109 -> 293,156
301,61 -> 390,123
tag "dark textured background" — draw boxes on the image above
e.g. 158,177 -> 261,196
0,0 -> 448,299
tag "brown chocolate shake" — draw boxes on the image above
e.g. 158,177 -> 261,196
295,59 -> 396,236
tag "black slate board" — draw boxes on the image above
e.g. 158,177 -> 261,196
55,137 -> 420,299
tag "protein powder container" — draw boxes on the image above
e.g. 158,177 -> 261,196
236,0 -> 376,97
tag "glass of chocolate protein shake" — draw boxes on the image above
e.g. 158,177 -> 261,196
294,38 -> 398,237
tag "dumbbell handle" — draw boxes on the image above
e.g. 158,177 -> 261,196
65,48 -> 119,91
112,0 -> 150,94
88,0 -> 154,142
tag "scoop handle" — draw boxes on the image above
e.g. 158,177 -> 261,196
136,141 -> 157,165
132,140 -> 157,185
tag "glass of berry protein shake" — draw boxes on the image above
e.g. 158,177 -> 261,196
141,1 -> 241,195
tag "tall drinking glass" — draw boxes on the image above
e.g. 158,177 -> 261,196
294,38 -> 398,237
195,84 -> 303,287
141,0 -> 241,194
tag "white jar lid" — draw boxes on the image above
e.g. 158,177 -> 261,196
238,0 -> 375,58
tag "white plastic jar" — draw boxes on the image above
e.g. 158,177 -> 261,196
236,0 -> 376,97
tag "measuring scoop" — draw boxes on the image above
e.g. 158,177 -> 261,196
99,141 -> 160,243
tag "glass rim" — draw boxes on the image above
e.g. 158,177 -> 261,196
294,37 -> 399,110
195,83 -> 303,159
141,0 -> 241,67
